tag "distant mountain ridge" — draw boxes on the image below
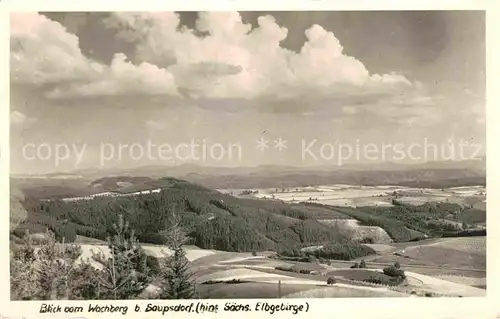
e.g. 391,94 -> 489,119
18,157 -> 485,179
11,158 -> 485,195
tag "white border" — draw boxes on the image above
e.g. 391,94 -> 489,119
0,0 -> 491,11
1,2 -> 498,319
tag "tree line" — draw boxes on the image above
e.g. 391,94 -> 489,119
16,180 -> 366,253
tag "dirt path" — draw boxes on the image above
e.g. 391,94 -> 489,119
403,271 -> 486,297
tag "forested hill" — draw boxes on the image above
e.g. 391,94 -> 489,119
14,177 -> 484,257
16,177 -> 363,253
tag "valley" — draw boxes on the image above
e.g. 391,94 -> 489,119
10,172 -> 487,299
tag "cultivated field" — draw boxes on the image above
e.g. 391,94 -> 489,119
138,237 -> 485,298
220,185 -> 486,209
370,237 -> 486,269
426,236 -> 486,255
284,285 -> 409,298
25,222 -> 487,298
16,179 -> 486,299
68,184 -> 486,299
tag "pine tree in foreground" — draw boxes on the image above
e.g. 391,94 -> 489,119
37,230 -> 82,300
159,210 -> 196,299
92,214 -> 151,299
10,229 -> 82,300
10,230 -> 41,300
68,262 -> 102,300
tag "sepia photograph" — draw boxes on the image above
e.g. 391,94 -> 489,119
9,11 -> 486,301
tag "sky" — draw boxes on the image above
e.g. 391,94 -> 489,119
10,11 -> 486,174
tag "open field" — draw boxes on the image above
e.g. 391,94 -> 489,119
284,286 -> 409,298
197,282 -> 319,299
12,176 -> 487,299
136,236 -> 485,298
221,185 -> 486,209
372,246 -> 486,270
23,224 -> 487,299
434,275 -> 486,286
148,254 -> 409,298
425,236 -> 486,255
370,237 -> 486,270
401,271 -> 486,297
218,184 -> 486,246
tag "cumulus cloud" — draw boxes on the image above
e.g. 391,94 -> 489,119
10,12 -> 102,84
10,13 -> 178,98
11,11 -> 416,101
104,12 -> 415,99
47,53 -> 178,98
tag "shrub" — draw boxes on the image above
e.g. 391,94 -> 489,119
391,199 -> 402,205
383,265 -> 406,279
275,266 -> 294,272
251,251 -> 257,256
364,276 -> 382,284
69,262 -> 101,300
424,292 -> 432,297
277,255 -> 311,262
277,246 -> 305,258
278,243 -> 375,262
326,277 -> 336,285
314,243 -> 375,261
146,255 -> 161,275
201,280 -> 221,285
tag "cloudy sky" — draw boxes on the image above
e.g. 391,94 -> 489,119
10,11 -> 485,174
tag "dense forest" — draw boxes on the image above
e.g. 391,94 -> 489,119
14,178 -> 357,253
13,177 -> 486,255
309,202 -> 486,242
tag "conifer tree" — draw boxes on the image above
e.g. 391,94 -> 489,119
159,209 -> 195,299
359,259 -> 367,268
10,230 -> 40,300
11,229 -> 82,300
92,214 -> 151,299
36,229 -> 82,299
68,262 -> 101,300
